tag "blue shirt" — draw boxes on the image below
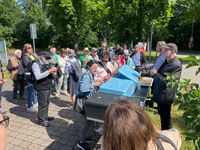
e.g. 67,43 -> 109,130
132,52 -> 141,67
147,54 -> 165,71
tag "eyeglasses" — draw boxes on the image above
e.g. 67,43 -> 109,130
0,115 -> 9,128
102,60 -> 108,63
27,47 -> 32,49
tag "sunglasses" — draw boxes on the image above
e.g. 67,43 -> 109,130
27,47 -> 32,49
0,115 -> 9,128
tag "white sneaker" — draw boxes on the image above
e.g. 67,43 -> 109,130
33,102 -> 38,107
27,106 -> 36,113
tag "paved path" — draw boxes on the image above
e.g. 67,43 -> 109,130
1,64 -> 199,150
1,81 -> 101,150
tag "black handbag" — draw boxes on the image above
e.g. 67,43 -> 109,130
57,67 -> 63,78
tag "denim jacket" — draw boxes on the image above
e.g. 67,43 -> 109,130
77,70 -> 94,98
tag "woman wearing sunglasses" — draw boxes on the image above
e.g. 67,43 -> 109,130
0,114 -> 9,150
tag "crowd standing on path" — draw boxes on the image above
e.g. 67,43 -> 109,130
0,41 -> 182,150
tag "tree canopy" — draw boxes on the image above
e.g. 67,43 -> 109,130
0,0 -> 200,52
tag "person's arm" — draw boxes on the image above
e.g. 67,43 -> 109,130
0,115 -> 7,150
22,55 -> 31,67
32,63 -> 50,80
153,54 -> 165,70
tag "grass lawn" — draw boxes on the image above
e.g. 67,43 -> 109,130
146,104 -> 195,150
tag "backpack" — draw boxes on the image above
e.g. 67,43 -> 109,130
70,60 -> 82,82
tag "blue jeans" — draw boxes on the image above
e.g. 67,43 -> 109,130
27,84 -> 38,108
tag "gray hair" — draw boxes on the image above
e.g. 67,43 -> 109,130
50,47 -> 56,52
14,49 -> 22,55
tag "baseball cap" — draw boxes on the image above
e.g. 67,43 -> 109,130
162,43 -> 178,53
39,51 -> 51,59
68,49 -> 76,57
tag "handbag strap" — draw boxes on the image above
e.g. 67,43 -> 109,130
156,133 -> 178,150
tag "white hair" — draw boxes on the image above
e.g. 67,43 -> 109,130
50,47 -> 56,52
14,49 -> 22,55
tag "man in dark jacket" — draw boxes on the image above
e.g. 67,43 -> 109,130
32,52 -> 57,127
151,43 -> 182,130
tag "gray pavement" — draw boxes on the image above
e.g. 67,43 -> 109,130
1,81 -> 100,150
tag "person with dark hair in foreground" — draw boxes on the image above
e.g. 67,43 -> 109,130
102,100 -> 181,150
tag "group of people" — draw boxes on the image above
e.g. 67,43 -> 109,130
74,41 -> 182,150
0,41 -> 182,150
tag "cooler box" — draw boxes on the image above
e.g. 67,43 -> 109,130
85,92 -> 145,122
99,78 -> 137,96
118,65 -> 140,82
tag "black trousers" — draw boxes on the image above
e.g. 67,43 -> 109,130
37,90 -> 50,122
13,75 -> 25,98
157,103 -> 172,130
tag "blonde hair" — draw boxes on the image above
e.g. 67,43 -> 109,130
22,43 -> 32,54
156,41 -> 166,52
103,100 -> 158,150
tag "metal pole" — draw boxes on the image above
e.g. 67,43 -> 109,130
33,38 -> 35,54
149,22 -> 154,61
4,41 -> 8,65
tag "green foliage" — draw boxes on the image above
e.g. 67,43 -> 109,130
0,0 -> 22,47
13,0 -> 51,48
167,56 -> 200,150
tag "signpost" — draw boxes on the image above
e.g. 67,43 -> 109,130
30,23 -> 37,54
0,41 -> 8,65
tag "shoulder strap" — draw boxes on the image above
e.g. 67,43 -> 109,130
156,134 -> 178,150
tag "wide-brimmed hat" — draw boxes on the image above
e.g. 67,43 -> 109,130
162,43 -> 178,53
82,47 -> 90,53
68,49 -> 76,57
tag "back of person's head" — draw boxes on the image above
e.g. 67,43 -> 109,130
60,48 -> 68,54
156,41 -> 166,52
103,100 -> 158,150
115,48 -> 124,55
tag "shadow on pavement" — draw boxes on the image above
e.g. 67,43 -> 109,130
58,108 -> 102,150
9,105 -> 38,124
50,96 -> 72,108
2,90 -> 27,106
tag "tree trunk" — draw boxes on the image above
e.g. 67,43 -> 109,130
74,37 -> 80,52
